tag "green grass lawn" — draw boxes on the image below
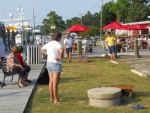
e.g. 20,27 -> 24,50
25,58 -> 150,113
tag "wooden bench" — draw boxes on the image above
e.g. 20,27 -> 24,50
1,58 -> 20,88
106,85 -> 134,97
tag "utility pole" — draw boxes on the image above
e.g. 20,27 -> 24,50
78,14 -> 83,25
32,0 -> 35,43
100,0 -> 103,40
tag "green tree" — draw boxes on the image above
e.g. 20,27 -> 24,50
81,27 -> 99,37
111,0 -> 130,23
82,11 -> 95,27
67,17 -> 80,27
41,11 -> 65,35
126,0 -> 150,22
102,2 -> 116,26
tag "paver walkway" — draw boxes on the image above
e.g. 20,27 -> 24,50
121,57 -> 150,76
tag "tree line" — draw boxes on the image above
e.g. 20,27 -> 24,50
41,0 -> 150,36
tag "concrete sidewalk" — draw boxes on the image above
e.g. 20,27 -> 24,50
0,63 -> 44,113
72,46 -> 150,57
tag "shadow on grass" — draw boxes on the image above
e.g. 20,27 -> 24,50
119,90 -> 150,107
59,77 -> 84,84
62,65 -> 80,68
133,91 -> 150,98
61,96 -> 89,103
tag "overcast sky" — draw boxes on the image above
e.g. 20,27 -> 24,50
0,0 -> 114,26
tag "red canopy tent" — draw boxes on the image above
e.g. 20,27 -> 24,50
119,24 -> 132,30
125,25 -> 136,30
67,24 -> 90,32
132,23 -> 148,30
147,24 -> 150,27
102,22 -> 124,30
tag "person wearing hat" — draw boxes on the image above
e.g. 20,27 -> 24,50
0,27 -> 6,86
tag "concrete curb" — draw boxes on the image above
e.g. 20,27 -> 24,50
131,69 -> 148,77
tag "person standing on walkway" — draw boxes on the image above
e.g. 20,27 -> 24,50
64,34 -> 73,63
0,27 -> 6,86
105,32 -> 116,61
0,27 -> 5,62
41,32 -> 64,104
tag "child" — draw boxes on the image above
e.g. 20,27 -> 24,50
105,32 -> 116,61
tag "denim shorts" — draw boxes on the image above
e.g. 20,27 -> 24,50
108,45 -> 116,53
47,62 -> 62,72
66,47 -> 72,54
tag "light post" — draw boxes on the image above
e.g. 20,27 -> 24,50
17,5 -> 24,19
1,5 -> 31,46
32,0 -> 36,42
9,10 -> 13,20
17,5 -> 25,43
51,25 -> 56,33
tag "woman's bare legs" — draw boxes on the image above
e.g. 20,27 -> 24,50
18,78 -> 26,87
49,72 -> 54,101
53,72 -> 61,103
49,72 -> 61,103
19,78 -> 22,85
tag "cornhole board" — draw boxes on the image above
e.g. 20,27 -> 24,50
110,60 -> 119,64
77,55 -> 88,62
106,85 -> 134,97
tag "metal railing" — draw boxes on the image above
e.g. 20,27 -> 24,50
26,46 -> 42,64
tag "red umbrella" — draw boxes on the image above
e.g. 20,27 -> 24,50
132,23 -> 148,30
125,25 -> 136,30
102,22 -> 124,30
67,24 -> 90,32
119,24 -> 133,30
147,24 -> 150,27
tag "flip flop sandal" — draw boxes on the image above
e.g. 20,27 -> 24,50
131,105 -> 143,109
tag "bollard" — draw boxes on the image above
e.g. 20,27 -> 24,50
134,39 -> 139,58
93,40 -> 96,47
77,40 -> 82,55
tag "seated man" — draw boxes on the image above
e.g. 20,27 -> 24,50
73,42 -> 77,52
16,45 -> 31,83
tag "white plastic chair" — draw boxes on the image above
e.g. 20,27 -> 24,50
82,42 -> 90,53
